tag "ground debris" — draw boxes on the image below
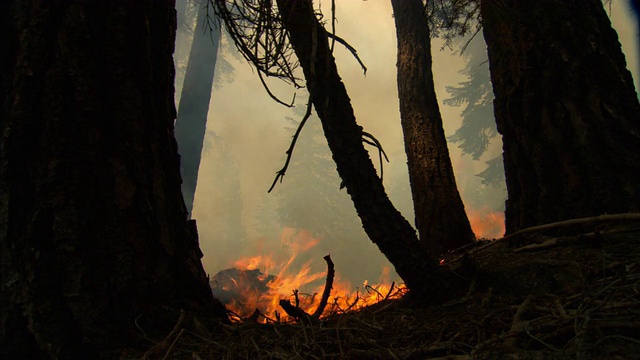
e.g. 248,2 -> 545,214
140,227 -> 640,359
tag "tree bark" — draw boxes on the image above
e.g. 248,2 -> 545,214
481,0 -> 640,233
391,0 -> 475,258
275,0 -> 463,302
0,1 -> 227,358
175,0 -> 221,216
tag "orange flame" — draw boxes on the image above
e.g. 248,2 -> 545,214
467,207 -> 505,239
222,229 -> 405,322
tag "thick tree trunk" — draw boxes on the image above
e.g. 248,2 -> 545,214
391,0 -> 475,258
481,0 -> 640,233
0,1 -> 227,358
275,0 -> 463,302
175,0 -> 221,216
632,0 -> 640,81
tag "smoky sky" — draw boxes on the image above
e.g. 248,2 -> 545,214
175,1 -> 639,287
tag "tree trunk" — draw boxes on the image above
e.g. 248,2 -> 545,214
631,0 -> 640,81
175,0 -> 221,216
481,0 -> 640,233
275,0 -> 464,302
391,0 -> 475,258
0,1 -> 227,358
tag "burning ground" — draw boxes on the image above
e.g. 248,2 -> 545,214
208,228 -> 406,323
137,217 -> 640,359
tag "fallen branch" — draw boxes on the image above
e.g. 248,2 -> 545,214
513,238 -> 559,253
312,255 -> 335,318
502,213 -> 640,241
279,254 -> 335,324
279,299 -> 315,325
471,213 -> 640,255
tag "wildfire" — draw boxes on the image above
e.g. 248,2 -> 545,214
211,228 -> 406,323
467,207 -> 505,239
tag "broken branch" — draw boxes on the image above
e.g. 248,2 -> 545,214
312,255 -> 335,318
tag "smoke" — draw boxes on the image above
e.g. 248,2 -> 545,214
175,1 -> 639,286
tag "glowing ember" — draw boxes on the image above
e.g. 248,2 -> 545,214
213,228 -> 406,323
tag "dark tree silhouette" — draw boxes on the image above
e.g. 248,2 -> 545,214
0,2 -> 227,358
272,0 -> 462,301
481,0 -> 640,233
212,0 -> 466,301
392,0 -> 475,259
175,0 -> 222,216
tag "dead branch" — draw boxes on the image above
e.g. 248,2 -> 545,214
344,292 -> 360,313
362,131 -> 389,182
471,213 -> 640,255
312,255 -> 335,318
326,32 -> 367,74
384,282 -> 396,301
502,213 -> 640,241
279,254 -> 335,324
268,98 -> 313,192
279,299 -> 316,325
513,238 -> 559,253
503,295 -> 532,348
210,0 -> 301,85
365,284 -> 385,301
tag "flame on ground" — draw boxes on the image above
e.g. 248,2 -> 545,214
219,228 -> 405,323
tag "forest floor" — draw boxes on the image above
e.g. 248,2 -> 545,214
140,220 -> 640,359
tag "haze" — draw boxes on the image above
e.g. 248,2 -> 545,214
175,1 -> 639,287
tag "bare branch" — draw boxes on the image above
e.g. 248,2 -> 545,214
311,255 -> 335,318
267,98 -> 313,192
362,131 -> 389,182
326,33 -> 367,75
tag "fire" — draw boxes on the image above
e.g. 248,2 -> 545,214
214,228 -> 405,323
467,207 -> 505,239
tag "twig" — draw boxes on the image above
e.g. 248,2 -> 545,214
524,320 -> 562,352
362,131 -> 389,182
503,295 -> 532,348
134,313 -> 155,344
326,33 -> 367,74
257,70 -> 296,107
143,310 -> 187,359
162,328 -> 185,360
268,98 -> 313,192
384,282 -> 396,301
344,292 -> 360,313
365,284 -> 385,301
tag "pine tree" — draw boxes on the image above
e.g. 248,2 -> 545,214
444,34 -> 505,189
